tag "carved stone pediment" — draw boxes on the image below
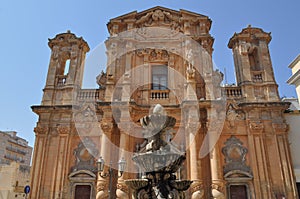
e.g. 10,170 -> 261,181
107,6 -> 212,36
69,170 -> 96,181
135,9 -> 182,31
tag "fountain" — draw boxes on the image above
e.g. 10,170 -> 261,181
125,104 -> 192,199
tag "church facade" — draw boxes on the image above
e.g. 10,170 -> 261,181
30,7 -> 298,199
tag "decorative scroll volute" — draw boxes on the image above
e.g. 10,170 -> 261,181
34,126 -> 48,135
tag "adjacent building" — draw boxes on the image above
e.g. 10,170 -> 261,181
285,55 -> 300,197
0,162 -> 31,199
0,131 -> 32,166
30,6 -> 298,199
287,55 -> 300,102
0,131 -> 32,199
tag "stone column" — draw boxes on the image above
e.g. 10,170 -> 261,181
184,104 -> 206,199
97,109 -> 114,199
272,122 -> 298,198
208,107 -> 225,199
30,127 -> 48,199
116,125 -> 130,199
210,145 -> 225,199
247,120 -> 272,198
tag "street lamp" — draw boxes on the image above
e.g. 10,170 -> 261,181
96,157 -> 126,199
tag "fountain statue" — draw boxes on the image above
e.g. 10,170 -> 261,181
125,104 -> 192,199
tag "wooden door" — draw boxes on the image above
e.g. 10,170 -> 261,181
230,185 -> 248,199
75,185 -> 91,199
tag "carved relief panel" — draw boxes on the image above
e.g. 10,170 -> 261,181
71,137 -> 98,172
222,136 -> 252,177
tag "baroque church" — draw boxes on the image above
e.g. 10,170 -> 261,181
30,6 -> 298,199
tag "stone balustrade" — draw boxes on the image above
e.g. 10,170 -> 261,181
150,90 -> 170,100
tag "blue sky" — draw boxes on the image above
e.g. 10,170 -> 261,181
0,0 -> 299,146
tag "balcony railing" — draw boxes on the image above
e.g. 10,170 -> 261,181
4,154 -> 25,163
77,89 -> 100,101
224,86 -> 242,99
6,146 -> 27,155
8,139 -> 27,147
251,71 -> 263,83
150,90 -> 170,100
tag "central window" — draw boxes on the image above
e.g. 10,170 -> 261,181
152,65 -> 168,90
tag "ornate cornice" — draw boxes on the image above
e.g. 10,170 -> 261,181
228,25 -> 271,48
48,31 -> 90,52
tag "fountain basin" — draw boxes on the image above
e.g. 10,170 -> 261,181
170,180 -> 193,191
125,179 -> 148,190
133,151 -> 185,173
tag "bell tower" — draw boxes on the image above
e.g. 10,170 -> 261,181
42,31 -> 90,105
228,25 -> 279,101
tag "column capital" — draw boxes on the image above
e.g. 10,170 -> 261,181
248,120 -> 264,134
34,126 -> 48,135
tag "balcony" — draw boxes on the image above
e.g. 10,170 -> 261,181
77,89 -> 100,101
4,154 -> 25,163
251,71 -> 263,83
8,138 -> 27,147
150,90 -> 170,100
224,86 -> 242,99
6,146 -> 27,155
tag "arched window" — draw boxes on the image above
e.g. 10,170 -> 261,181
64,59 -> 71,75
248,47 -> 260,71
